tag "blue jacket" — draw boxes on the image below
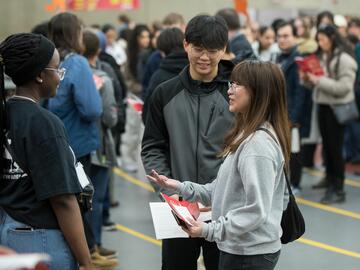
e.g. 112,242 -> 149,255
278,46 -> 311,137
141,50 -> 163,100
48,54 -> 102,158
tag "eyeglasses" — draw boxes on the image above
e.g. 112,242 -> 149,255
190,45 -> 223,59
44,67 -> 66,81
228,81 -> 241,92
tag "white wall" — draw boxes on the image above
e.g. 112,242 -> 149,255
0,0 -> 359,39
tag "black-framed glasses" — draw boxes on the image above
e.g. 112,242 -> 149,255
190,45 -> 223,59
44,67 -> 66,81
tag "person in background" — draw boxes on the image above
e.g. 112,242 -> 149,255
216,8 -> 255,63
142,28 -> 188,122
345,17 -> 360,165
142,15 -> 234,270
302,24 -> 357,204
334,15 -> 348,37
47,12 -> 108,269
117,14 -> 134,39
83,29 -> 119,269
316,10 -> 335,29
294,16 -> 319,169
141,12 -> 186,100
276,21 -> 310,194
102,24 -> 127,67
148,60 -> 290,270
126,24 -> 151,95
121,24 -> 151,173
251,26 -> 279,62
31,21 -> 49,38
0,33 -> 91,270
95,30 -> 126,216
295,17 -> 318,55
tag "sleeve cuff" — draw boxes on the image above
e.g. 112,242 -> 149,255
201,222 -> 210,240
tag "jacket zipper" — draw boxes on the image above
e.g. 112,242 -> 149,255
196,96 -> 200,183
204,104 -> 216,136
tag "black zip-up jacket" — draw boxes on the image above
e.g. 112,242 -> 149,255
141,60 -> 234,194
142,50 -> 189,122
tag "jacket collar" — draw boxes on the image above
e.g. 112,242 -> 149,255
178,60 -> 234,95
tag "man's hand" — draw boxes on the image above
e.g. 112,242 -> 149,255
146,170 -> 180,192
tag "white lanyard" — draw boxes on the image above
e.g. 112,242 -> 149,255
11,95 -> 37,103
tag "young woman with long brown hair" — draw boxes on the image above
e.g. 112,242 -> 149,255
148,60 -> 291,270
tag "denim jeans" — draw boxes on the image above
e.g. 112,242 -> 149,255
88,164 -> 110,245
218,250 -> 280,270
0,208 -> 77,270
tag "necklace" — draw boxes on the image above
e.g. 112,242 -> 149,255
11,95 -> 37,103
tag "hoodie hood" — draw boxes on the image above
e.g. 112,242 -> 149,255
159,50 -> 189,74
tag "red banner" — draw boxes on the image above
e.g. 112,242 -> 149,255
45,0 -> 140,12
67,0 -> 140,11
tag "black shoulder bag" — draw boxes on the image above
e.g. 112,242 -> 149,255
258,128 -> 306,244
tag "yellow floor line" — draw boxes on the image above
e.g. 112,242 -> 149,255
115,224 -> 162,246
115,223 -> 360,260
113,169 -> 360,259
113,167 -> 154,192
304,168 -> 360,188
297,238 -> 360,259
296,197 -> 360,219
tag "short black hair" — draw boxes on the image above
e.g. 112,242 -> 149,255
316,11 -> 334,28
102,24 -> 116,34
31,21 -> 49,38
215,8 -> 241,30
157,28 -> 184,55
83,30 -> 100,58
185,15 -> 228,50
271,18 -> 286,33
348,17 -> 360,28
276,21 -> 297,37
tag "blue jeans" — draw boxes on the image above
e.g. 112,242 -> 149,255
88,164 -> 110,245
218,250 -> 280,270
0,208 -> 77,270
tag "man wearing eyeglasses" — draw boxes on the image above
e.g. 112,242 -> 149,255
142,15 -> 234,270
276,21 -> 310,194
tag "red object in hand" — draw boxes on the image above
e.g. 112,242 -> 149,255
162,193 -> 200,227
295,54 -> 324,76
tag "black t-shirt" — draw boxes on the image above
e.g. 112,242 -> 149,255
0,98 -> 82,229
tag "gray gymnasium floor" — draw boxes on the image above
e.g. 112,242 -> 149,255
102,166 -> 360,270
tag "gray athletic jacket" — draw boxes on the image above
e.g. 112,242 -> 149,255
141,61 -> 234,194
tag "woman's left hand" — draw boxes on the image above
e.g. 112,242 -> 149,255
182,218 -> 204,238
307,72 -> 322,85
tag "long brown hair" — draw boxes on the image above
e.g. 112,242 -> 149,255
48,12 -> 84,56
221,60 -> 291,172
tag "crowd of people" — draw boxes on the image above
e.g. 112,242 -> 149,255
0,6 -> 359,270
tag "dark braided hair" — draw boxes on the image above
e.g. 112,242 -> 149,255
0,33 -> 45,178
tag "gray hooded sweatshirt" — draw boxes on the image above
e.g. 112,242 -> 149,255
177,125 -> 288,255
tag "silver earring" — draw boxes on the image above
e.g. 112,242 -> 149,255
39,79 -> 43,83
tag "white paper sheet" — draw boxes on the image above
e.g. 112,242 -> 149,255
149,202 -> 188,239
0,253 -> 50,270
149,202 -> 212,240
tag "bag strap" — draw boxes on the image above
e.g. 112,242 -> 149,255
257,127 -> 293,196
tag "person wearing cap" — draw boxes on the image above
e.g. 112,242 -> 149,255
0,33 -> 91,270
